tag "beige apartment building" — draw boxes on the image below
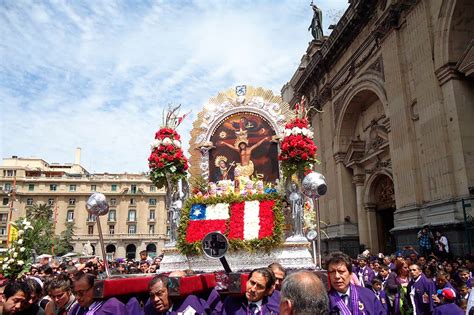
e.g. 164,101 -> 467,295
282,0 -> 473,256
0,149 -> 168,259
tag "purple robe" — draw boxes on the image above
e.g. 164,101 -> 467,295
69,297 -> 126,315
357,266 -> 376,288
143,294 -> 210,315
407,274 -> 436,315
126,297 -> 144,315
328,285 -> 385,315
372,289 -> 388,313
267,290 -> 281,312
202,288 -> 222,314
433,302 -> 464,315
221,295 -> 279,315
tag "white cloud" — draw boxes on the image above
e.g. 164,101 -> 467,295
0,0 -> 348,173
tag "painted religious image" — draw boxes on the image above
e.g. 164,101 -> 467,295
209,113 -> 279,182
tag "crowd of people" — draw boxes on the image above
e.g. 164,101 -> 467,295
0,244 -> 473,314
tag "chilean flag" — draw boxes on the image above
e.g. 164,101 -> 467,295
185,200 -> 275,243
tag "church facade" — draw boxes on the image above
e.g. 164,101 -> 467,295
282,0 -> 473,256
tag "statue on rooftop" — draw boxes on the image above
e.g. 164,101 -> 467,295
308,1 -> 324,41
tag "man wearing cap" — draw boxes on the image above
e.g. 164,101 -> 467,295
407,264 -> 436,315
327,252 -> 384,315
221,267 -> 279,314
433,288 -> 464,315
356,255 -> 376,289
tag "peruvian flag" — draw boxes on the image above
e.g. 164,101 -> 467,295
185,200 -> 276,243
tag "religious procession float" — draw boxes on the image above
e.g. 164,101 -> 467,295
0,86 -> 328,300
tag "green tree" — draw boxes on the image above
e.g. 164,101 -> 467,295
26,203 -> 57,255
54,221 -> 76,256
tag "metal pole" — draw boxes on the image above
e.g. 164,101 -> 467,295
316,198 -> 322,269
96,218 -> 110,278
312,240 -> 317,266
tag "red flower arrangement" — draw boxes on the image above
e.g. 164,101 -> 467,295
148,106 -> 189,189
279,97 -> 318,178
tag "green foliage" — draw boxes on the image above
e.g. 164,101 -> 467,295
54,221 -> 76,256
190,175 -> 208,195
26,203 -> 56,255
176,193 -> 285,256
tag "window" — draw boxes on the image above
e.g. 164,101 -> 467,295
87,214 -> 96,222
109,225 -> 115,235
48,198 -> 55,206
111,184 -> 117,192
50,184 -> 57,191
6,170 -> 15,177
26,198 -> 33,206
69,198 -> 76,205
110,198 -> 117,206
0,227 -> 6,235
69,184 -> 76,192
4,183 -> 12,192
67,210 -> 74,221
131,185 -> 137,194
149,225 -> 155,234
130,198 -> 135,205
28,184 -> 34,191
0,214 -> 8,222
3,198 -> 9,206
88,225 -> 94,235
90,185 -> 96,191
149,210 -> 155,220
149,198 -> 156,206
128,225 -> 136,234
128,210 -> 136,222
108,210 -> 116,222
150,185 -> 156,192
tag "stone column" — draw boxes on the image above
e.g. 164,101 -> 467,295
353,173 -> 369,248
365,203 -> 378,253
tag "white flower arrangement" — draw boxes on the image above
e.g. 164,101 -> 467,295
0,218 -> 34,279
283,127 -> 314,139
243,201 -> 260,240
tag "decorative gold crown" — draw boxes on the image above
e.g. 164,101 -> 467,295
215,155 -> 228,167
234,129 -> 249,149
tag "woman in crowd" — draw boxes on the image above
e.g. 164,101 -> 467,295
44,274 -> 76,315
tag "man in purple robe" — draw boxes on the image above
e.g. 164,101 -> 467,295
69,272 -> 126,315
407,264 -> 436,315
357,255 -> 376,289
143,274 -> 210,315
221,267 -> 279,314
326,252 -> 385,315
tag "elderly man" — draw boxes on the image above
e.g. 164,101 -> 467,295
280,270 -> 329,315
407,264 -> 435,314
221,267 -> 279,314
326,252 -> 384,315
69,272 -> 126,315
144,274 -> 209,314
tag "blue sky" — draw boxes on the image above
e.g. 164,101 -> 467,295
1,0 -> 348,173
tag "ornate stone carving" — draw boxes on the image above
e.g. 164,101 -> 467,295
367,56 -> 385,80
365,159 -> 392,174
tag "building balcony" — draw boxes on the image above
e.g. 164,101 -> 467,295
126,219 -> 137,224
147,218 -> 155,222
73,233 -> 168,241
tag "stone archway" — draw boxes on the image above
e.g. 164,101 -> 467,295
336,85 -> 392,253
146,243 -> 157,258
365,173 -> 396,254
126,244 -> 136,260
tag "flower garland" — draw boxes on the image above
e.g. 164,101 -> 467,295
0,218 -> 34,279
148,106 -> 189,189
177,193 -> 284,256
278,96 -> 318,179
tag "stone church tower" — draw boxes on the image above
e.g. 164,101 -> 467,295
282,0 -> 473,256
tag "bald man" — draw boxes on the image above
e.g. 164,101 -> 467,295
280,270 -> 329,315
